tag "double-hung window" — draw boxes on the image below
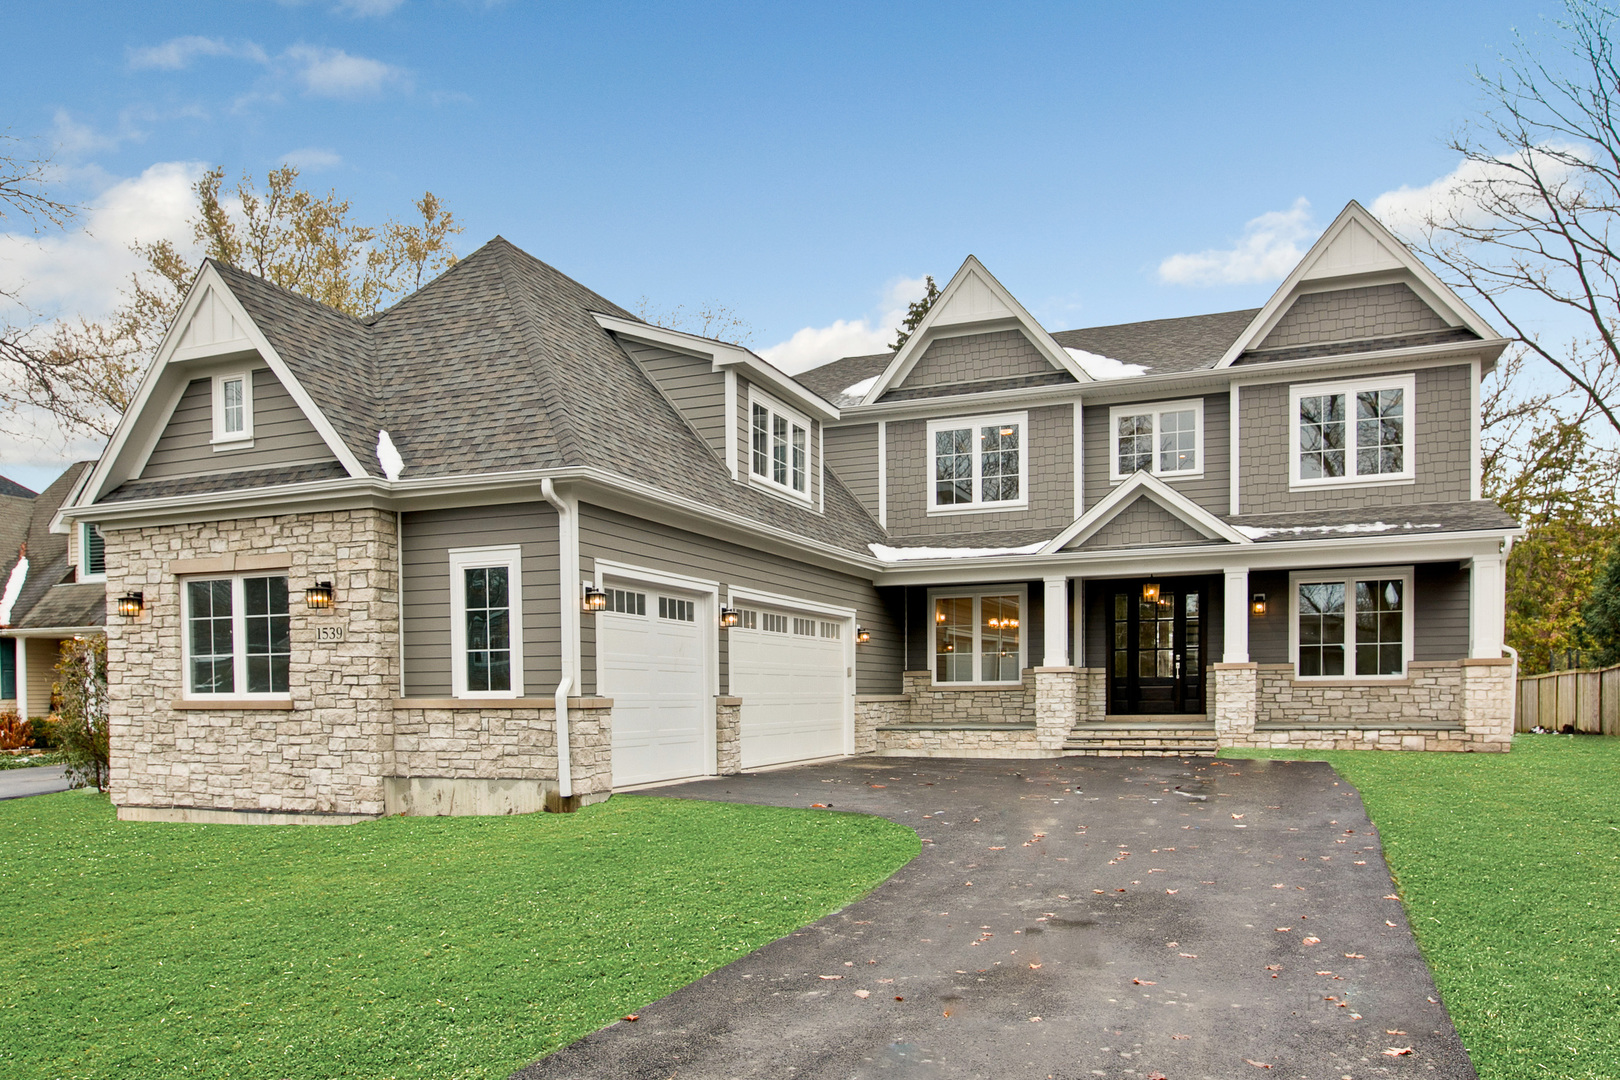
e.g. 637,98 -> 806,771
1290,374 -> 1414,486
1291,568 -> 1413,679
182,574 -> 291,698
211,370 -> 254,448
80,523 -> 106,581
927,412 -> 1028,511
449,545 -> 524,698
1109,400 -> 1203,481
931,588 -> 1025,684
749,390 -> 812,500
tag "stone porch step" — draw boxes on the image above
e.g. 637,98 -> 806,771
1064,721 -> 1218,758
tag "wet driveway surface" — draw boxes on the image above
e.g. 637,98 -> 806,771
513,755 -> 1476,1080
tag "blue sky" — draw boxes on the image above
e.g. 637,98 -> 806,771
0,0 -> 1567,490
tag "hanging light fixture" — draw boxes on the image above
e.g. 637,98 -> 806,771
719,606 -> 739,628
116,592 -> 144,618
582,584 -> 607,612
304,581 -> 334,609
1141,582 -> 1161,603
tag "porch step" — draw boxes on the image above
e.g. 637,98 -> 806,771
1063,721 -> 1218,758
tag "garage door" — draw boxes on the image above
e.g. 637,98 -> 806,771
730,606 -> 848,769
598,584 -> 709,787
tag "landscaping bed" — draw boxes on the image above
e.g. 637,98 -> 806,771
1222,736 -> 1620,1080
0,792 -> 918,1079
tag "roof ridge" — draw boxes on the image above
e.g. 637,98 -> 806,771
491,242 -> 586,466
1051,307 -> 1262,335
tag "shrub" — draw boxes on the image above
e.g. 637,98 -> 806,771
53,637 -> 109,793
0,711 -> 30,751
28,715 -> 56,749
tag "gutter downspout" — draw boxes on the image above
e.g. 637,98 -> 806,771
541,479 -> 580,805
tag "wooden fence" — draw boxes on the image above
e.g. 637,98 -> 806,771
1516,663 -> 1620,734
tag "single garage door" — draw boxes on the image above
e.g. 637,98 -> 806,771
730,607 -> 848,769
598,584 -> 709,787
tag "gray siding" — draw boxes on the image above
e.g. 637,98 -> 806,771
1259,283 -> 1448,349
620,339 -> 728,463
1238,364 -> 1473,513
886,404 -> 1074,536
1247,562 -> 1470,666
899,329 -> 1056,390
1074,495 -> 1210,549
401,503 -> 561,697
1247,569 -> 1291,664
823,423 -> 880,520
1082,393 -> 1230,515
578,504 -> 903,696
141,368 -> 334,479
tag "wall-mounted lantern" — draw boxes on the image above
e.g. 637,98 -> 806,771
582,584 -> 607,612
304,581 -> 334,610
116,592 -> 144,618
856,626 -> 871,644
1251,592 -> 1268,616
1141,582 -> 1161,603
719,606 -> 739,628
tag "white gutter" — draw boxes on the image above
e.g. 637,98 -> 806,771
540,478 -> 580,803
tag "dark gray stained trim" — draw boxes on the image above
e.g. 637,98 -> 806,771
578,503 -> 903,696
1083,393 -> 1230,515
102,461 -> 350,503
823,423 -> 880,520
140,368 -> 335,479
878,370 -> 1078,402
1226,499 -> 1517,541
1258,283 -> 1447,350
1238,364 -> 1475,513
617,338 -> 728,463
1070,495 -> 1214,550
400,502 -> 561,697
14,582 -> 105,630
898,330 -> 1057,390
884,405 -> 1074,538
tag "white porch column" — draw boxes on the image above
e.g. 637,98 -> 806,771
1043,576 -> 1069,667
1222,568 -> 1250,664
12,637 -> 26,718
1469,553 -> 1506,658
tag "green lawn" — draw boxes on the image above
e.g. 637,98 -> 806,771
1223,736 -> 1620,1080
0,791 -> 918,1080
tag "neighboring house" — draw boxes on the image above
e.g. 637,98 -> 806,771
0,465 -> 108,719
59,200 -> 1520,825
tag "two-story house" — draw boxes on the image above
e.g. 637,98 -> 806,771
60,201 -> 1519,824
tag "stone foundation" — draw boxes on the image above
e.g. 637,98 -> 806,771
1033,667 -> 1080,750
1236,723 -> 1477,753
716,696 -> 742,775
854,695 -> 908,755
875,722 -> 1046,758
1254,661 -> 1464,726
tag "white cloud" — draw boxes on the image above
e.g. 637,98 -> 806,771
280,146 -> 343,171
287,45 -> 410,98
1371,145 -> 1589,238
128,36 -> 267,71
1157,198 -> 1320,286
760,275 -> 925,375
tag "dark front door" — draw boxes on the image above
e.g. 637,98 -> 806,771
1107,583 -> 1207,715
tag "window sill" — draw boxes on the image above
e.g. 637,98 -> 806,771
1109,471 -> 1204,485
171,698 -> 294,710
746,475 -> 814,507
1287,475 -> 1415,491
210,438 -> 255,452
925,502 -> 1029,517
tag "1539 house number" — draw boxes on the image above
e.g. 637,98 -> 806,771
315,625 -> 347,643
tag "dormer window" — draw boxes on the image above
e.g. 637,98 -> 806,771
211,371 -> 254,448
80,523 -> 106,581
748,389 -> 812,501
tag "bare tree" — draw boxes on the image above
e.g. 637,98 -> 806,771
632,296 -> 754,346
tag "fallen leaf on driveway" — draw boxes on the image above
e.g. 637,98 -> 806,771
1232,813 -> 1245,819
1383,1046 -> 1414,1057
819,974 -> 843,980
1350,1012 -> 1362,1019
1149,1072 -> 1169,1080
1384,894 -> 1400,900
1029,963 -> 1042,969
1179,952 -> 1197,958
1133,978 -> 1157,985
1244,1059 -> 1274,1068
853,989 -> 870,998
1276,927 -> 1293,932
1302,936 -> 1321,945
1029,1016 -> 1042,1022
1344,952 -> 1365,959
988,846 -> 1006,850
810,803 -> 829,808
1166,888 -> 1179,894
623,1014 -> 639,1022
1386,1029 -> 1407,1035
1265,964 -> 1282,971
1171,1033 -> 1190,1039
1387,920 -> 1398,927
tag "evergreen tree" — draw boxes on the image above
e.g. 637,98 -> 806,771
891,276 -> 941,350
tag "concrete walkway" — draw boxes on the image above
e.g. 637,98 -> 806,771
0,764 -> 70,801
514,755 -> 1477,1080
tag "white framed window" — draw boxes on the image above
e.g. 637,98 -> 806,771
80,523 -> 106,582
211,370 -> 254,448
926,411 -> 1029,512
1108,399 -> 1204,482
181,574 -> 291,698
928,586 -> 1027,685
449,545 -> 523,699
1289,567 -> 1414,680
1289,374 -> 1415,487
748,388 -> 812,501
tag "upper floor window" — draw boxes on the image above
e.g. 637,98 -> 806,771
449,545 -> 524,698
80,523 -> 106,581
1290,374 -> 1414,486
749,390 -> 811,501
211,370 -> 254,447
182,574 -> 290,698
927,412 -> 1028,512
1109,399 -> 1203,482
1291,568 -> 1412,679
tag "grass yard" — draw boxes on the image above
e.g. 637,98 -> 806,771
0,792 -> 918,1080
1223,736 -> 1620,1080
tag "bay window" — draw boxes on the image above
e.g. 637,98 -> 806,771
927,412 -> 1028,511
1109,400 -> 1203,481
931,588 -> 1025,684
750,390 -> 811,500
1290,374 -> 1414,486
182,574 -> 291,697
1291,568 -> 1413,679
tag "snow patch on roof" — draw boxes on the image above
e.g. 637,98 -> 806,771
0,557 -> 27,625
1234,521 -> 1443,540
377,431 -> 404,481
841,374 -> 879,400
869,541 -> 1046,562
1064,346 -> 1147,380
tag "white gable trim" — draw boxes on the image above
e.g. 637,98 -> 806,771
1039,470 -> 1249,555
1214,201 -> 1499,369
860,256 -> 1090,404
75,262 -> 369,507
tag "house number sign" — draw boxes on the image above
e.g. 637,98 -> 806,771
316,625 -> 347,643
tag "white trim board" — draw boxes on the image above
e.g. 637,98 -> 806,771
1040,470 -> 1251,554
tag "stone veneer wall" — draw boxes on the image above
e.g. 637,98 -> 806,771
902,669 -> 1036,724
716,696 -> 742,775
1254,662 -> 1462,726
854,695 -> 908,755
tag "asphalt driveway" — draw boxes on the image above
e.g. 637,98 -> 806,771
0,765 -> 70,800
514,755 -> 1476,1080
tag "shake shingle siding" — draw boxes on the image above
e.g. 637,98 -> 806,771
141,369 -> 335,479
1075,495 -> 1211,549
898,329 -> 1056,389
1259,284 -> 1448,349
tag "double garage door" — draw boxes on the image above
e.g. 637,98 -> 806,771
597,579 -> 848,787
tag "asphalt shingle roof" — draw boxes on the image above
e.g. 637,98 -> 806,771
0,475 -> 36,498
2,462 -> 104,631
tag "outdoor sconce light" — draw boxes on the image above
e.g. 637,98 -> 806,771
856,626 -> 871,644
582,584 -> 607,612
116,592 -> 144,618
1141,582 -> 1161,603
304,581 -> 334,610
1251,592 -> 1268,616
936,609 -> 946,623
719,606 -> 739,628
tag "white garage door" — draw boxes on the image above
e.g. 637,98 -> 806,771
598,584 -> 709,787
731,607 -> 848,769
